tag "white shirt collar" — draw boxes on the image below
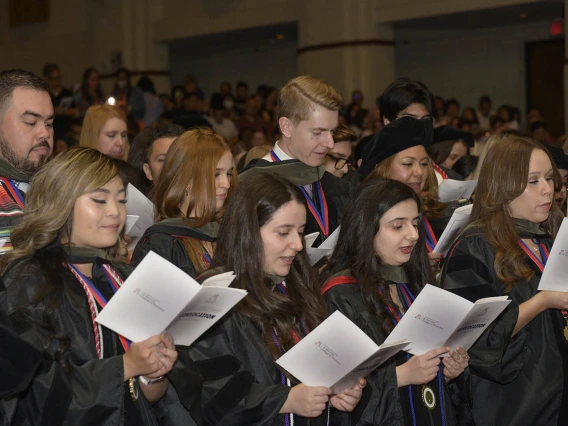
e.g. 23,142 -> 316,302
263,140 -> 294,162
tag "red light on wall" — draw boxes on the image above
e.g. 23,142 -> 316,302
550,20 -> 563,36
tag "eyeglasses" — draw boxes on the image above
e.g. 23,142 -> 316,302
326,153 -> 351,170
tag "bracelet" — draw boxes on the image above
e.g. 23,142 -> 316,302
129,377 -> 138,401
138,375 -> 165,386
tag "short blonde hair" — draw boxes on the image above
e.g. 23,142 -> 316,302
278,75 -> 343,125
80,104 -> 129,160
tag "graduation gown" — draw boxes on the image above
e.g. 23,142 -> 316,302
132,218 -> 218,278
322,272 -> 458,426
0,248 -> 196,426
440,223 -> 568,426
240,159 -> 355,247
183,268 -> 348,426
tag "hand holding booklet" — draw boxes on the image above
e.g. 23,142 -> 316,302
276,311 -> 408,394
538,217 -> 568,291
95,251 -> 247,346
384,284 -> 510,355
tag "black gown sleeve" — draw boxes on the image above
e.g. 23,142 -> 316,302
324,285 -> 403,426
183,313 -> 291,426
440,232 -> 526,384
1,262 -> 132,425
132,232 -> 198,277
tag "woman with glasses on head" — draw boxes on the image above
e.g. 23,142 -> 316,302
322,124 -> 357,179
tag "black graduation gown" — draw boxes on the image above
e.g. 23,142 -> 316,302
132,219 -> 216,278
0,252 -> 195,426
240,159 -> 355,247
184,310 -> 351,426
322,275 -> 458,426
440,224 -> 568,426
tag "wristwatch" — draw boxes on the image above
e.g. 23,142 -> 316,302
138,375 -> 165,385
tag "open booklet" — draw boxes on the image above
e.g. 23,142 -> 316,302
305,226 -> 340,265
433,204 -> 473,255
125,184 -> 155,249
95,251 -> 247,346
276,311 -> 408,394
438,179 -> 477,203
384,284 -> 510,355
538,217 -> 568,291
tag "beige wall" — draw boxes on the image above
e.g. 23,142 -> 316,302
153,0 -> 297,41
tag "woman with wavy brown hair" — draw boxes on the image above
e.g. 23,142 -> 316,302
132,127 -> 236,277
185,173 -> 365,425
0,148 -> 191,425
441,135 -> 568,425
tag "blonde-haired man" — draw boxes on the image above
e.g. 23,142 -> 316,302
242,75 -> 354,247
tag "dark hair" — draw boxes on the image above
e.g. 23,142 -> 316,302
212,173 -> 327,362
80,68 -> 104,104
0,69 -> 50,114
323,178 -> 431,332
452,155 -> 479,179
461,107 -> 479,125
42,63 -> 60,78
479,95 -> 491,106
530,120 -> 546,134
443,99 -> 460,115
379,78 -> 434,123
137,75 -> 156,94
428,139 -> 468,165
490,115 -> 505,129
236,81 -> 248,90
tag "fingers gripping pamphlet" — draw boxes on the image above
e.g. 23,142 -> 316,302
276,311 -> 408,394
384,284 -> 510,355
538,217 -> 568,291
433,204 -> 473,256
95,251 -> 247,346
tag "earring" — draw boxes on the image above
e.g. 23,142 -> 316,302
184,187 -> 189,197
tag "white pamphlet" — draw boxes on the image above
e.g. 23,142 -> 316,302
304,232 -> 319,249
306,226 -> 341,265
0,238 -> 6,250
538,217 -> 568,291
438,179 -> 478,203
125,215 -> 140,235
433,204 -> 473,255
276,311 -> 408,394
384,284 -> 510,355
125,184 -> 155,249
95,251 -> 247,346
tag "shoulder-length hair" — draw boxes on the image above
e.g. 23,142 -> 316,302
212,173 -> 327,362
152,127 -> 236,225
80,104 -> 129,160
1,147 -> 127,271
323,178 -> 432,333
366,153 -> 446,219
471,135 -> 563,291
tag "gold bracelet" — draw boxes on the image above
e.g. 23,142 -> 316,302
128,377 -> 138,401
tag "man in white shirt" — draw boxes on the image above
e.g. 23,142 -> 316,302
243,75 -> 354,247
207,97 -> 238,142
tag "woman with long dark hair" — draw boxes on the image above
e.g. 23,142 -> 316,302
185,173 -> 365,425
321,178 -> 467,425
0,148 -> 193,425
441,135 -> 568,425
